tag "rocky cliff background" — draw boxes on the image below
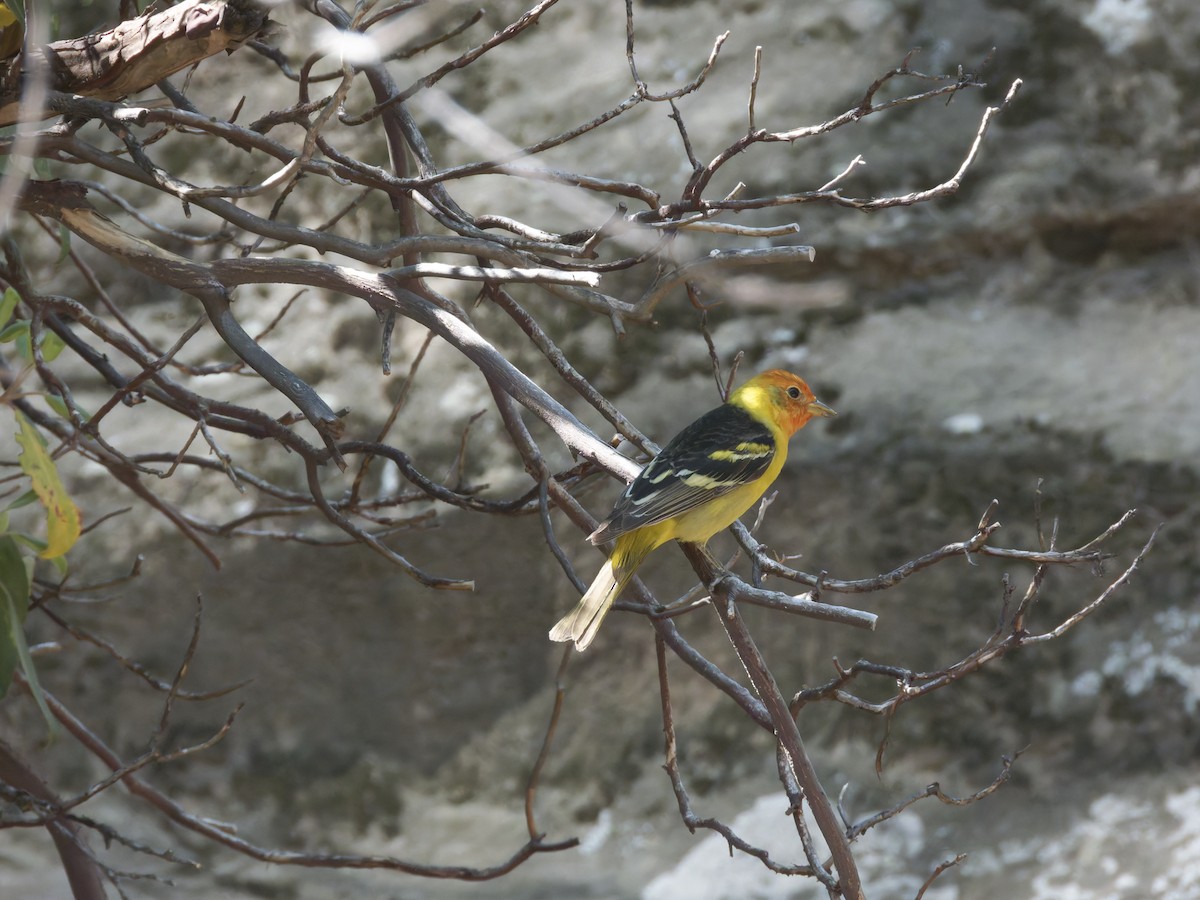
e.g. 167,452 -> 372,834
3,1 -> 1199,898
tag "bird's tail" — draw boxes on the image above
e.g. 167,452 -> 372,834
549,532 -> 657,651
548,559 -> 624,651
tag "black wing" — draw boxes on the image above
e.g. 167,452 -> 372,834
591,403 -> 775,543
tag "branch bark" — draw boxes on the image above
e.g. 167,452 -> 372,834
0,739 -> 107,900
0,0 -> 269,126
682,544 -> 863,900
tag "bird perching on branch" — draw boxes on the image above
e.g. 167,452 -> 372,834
550,369 -> 835,651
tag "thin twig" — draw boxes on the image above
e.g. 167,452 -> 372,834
525,649 -> 573,840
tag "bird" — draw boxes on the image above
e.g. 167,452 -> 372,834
549,369 -> 835,651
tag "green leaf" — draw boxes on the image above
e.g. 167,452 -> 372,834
0,511 -> 8,534
0,318 -> 31,361
4,489 -> 38,511
9,532 -> 47,554
55,223 -> 71,267
0,535 -> 57,735
43,394 -> 69,419
39,328 -> 65,361
43,393 -> 88,422
14,412 -> 81,559
0,286 -> 17,330
0,535 -> 29,695
0,318 -> 27,342
0,536 -> 28,621
47,554 -> 68,577
13,618 -> 58,738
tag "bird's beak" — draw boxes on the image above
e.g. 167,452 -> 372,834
808,399 -> 837,418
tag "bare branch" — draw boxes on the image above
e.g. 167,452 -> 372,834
681,545 -> 864,899
0,739 -> 107,900
22,680 -> 576,880
656,636 -> 816,877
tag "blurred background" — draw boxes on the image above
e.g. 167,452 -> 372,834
2,0 -> 1198,897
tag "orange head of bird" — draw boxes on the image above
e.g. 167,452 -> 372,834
734,369 -> 837,436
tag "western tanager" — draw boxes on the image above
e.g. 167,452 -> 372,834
550,369 -> 835,650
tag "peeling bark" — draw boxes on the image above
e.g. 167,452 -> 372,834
0,0 -> 269,126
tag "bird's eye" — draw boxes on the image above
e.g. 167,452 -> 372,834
786,386 -> 802,400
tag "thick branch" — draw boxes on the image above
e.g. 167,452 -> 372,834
0,0 -> 269,126
682,545 -> 863,900
0,739 -> 107,900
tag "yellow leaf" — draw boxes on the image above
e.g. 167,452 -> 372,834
0,3 -> 22,61
13,412 -> 80,559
